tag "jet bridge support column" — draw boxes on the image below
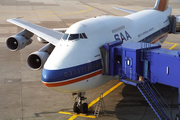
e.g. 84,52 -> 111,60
178,88 -> 180,120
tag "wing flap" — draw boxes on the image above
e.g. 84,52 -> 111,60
7,18 -> 64,46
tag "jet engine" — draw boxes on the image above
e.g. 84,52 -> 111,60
27,43 -> 55,70
6,29 -> 34,51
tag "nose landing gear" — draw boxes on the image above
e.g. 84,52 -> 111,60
72,92 -> 88,114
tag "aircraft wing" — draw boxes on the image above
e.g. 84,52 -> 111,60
7,18 -> 64,46
113,7 -> 136,14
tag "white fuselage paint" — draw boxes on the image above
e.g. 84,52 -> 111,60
43,7 -> 171,93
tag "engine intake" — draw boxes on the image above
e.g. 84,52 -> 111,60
27,43 -> 54,70
6,29 -> 34,51
27,51 -> 49,70
6,35 -> 32,51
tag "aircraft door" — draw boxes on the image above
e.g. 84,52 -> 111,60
125,57 -> 132,79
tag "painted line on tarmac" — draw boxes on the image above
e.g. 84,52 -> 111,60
58,111 -> 96,118
66,82 -> 123,120
0,4 -> 92,19
88,82 -> 123,108
164,41 -> 178,50
25,5 -> 92,18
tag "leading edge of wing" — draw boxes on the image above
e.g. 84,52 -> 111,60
113,7 -> 136,14
7,18 -> 64,46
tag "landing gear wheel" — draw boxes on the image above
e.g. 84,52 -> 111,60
73,102 -> 79,113
82,103 -> 88,113
72,92 -> 88,114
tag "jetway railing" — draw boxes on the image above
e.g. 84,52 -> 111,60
119,68 -> 175,120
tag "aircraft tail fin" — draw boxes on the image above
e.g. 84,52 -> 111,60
154,0 -> 169,11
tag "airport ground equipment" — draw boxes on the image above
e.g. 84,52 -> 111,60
100,41 -> 180,120
94,93 -> 106,117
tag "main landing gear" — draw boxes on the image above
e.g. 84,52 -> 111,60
72,92 -> 88,114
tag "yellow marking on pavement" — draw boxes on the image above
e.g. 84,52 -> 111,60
88,82 -> 123,108
65,82 -> 123,120
0,4 -> 92,19
68,115 -> 78,120
0,10 -> 54,13
28,5 -> 91,18
164,41 -> 178,50
58,111 -> 96,118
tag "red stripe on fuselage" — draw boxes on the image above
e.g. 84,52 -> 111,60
151,32 -> 168,44
42,70 -> 102,87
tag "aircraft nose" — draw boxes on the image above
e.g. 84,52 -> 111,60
41,68 -> 52,83
41,68 -> 60,83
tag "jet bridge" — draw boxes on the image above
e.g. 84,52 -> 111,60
169,15 -> 180,34
100,41 -> 180,120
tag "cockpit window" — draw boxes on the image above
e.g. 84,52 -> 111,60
62,34 -> 69,40
61,33 -> 88,41
82,33 -> 87,39
80,34 -> 83,39
68,34 -> 79,40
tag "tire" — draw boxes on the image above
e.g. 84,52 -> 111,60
82,103 -> 88,113
73,102 -> 79,113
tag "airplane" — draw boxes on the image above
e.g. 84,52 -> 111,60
5,0 -> 179,114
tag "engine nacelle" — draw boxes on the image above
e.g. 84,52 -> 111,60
6,29 -> 34,51
6,35 -> 32,51
27,43 -> 55,70
27,51 -> 49,70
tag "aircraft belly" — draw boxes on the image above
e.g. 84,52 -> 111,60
48,74 -> 113,93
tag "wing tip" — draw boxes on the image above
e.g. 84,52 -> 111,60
7,17 -> 24,22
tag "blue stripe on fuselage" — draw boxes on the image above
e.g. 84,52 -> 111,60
42,59 -> 102,83
139,25 -> 170,43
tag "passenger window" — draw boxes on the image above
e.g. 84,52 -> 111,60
81,68 -> 83,73
64,72 -> 68,77
87,66 -> 90,71
73,70 -> 76,75
69,71 -> 72,76
90,65 -> 92,70
96,63 -> 98,68
77,69 -> 80,74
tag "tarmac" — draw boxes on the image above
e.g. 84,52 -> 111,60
0,0 -> 180,120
